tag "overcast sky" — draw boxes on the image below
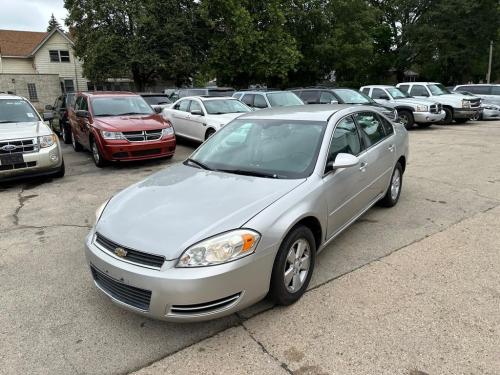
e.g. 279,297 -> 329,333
0,0 -> 67,32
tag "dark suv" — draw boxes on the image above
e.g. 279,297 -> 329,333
45,93 -> 76,144
292,88 -> 398,121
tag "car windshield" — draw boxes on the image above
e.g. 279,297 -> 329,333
333,89 -> 373,104
267,92 -> 304,107
427,84 -> 451,96
203,99 -> 251,114
0,99 -> 39,123
91,96 -> 154,116
189,119 -> 326,179
142,96 -> 171,105
386,87 -> 409,99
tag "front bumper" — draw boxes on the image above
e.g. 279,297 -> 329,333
0,142 -> 63,181
100,136 -> 176,162
413,110 -> 445,123
454,108 -> 482,119
85,231 -> 275,322
482,108 -> 500,120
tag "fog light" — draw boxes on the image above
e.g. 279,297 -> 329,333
49,152 -> 59,162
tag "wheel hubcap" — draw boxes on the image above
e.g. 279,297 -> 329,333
391,169 -> 401,201
284,238 -> 311,293
92,143 -> 99,163
399,115 -> 408,126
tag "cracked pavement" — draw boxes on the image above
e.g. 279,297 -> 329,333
1,121 -> 500,374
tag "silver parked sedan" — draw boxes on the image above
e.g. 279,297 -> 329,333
85,104 -> 409,322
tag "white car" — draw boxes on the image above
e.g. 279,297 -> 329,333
162,96 -> 252,142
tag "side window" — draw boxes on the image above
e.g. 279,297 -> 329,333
410,85 -> 429,97
379,114 -> 394,136
360,88 -> 370,95
190,100 -> 203,113
320,91 -> 336,104
301,91 -> 320,104
372,88 -> 388,99
398,85 -> 410,94
80,98 -> 88,111
467,86 -> 490,95
327,116 -> 362,165
254,94 -> 268,108
74,96 -> 82,110
491,86 -> 500,95
175,100 -> 190,111
241,94 -> 254,107
354,111 -> 386,147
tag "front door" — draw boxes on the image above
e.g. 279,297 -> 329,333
170,99 -> 191,138
185,100 -> 207,141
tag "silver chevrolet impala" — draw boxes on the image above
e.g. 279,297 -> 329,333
85,104 -> 409,322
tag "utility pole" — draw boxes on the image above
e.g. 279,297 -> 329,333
487,40 -> 493,84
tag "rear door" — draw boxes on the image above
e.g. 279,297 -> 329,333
170,99 -> 191,137
77,97 -> 91,149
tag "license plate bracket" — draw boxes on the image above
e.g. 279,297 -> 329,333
0,152 -> 24,166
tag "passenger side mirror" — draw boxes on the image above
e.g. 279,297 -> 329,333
327,153 -> 360,171
76,110 -> 90,119
190,109 -> 204,116
42,112 -> 54,121
153,106 -> 162,114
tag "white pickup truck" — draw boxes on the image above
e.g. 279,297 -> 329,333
360,85 -> 445,129
396,82 -> 481,124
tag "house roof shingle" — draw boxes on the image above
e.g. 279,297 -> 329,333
0,29 -> 48,57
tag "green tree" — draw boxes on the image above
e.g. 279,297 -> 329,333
64,0 -> 203,90
47,13 -> 62,32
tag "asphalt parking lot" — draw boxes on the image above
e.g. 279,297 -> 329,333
1,120 -> 500,374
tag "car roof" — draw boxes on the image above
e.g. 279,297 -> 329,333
455,83 -> 500,87
138,92 -> 169,96
179,96 -> 238,101
361,85 -> 394,89
0,94 -> 25,100
81,91 -> 137,97
399,82 -> 440,85
235,91 -> 284,95
237,104 -> 354,121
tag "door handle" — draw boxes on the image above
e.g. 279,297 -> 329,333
359,161 -> 367,171
388,144 -> 395,152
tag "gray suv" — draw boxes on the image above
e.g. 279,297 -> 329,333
452,84 -> 500,106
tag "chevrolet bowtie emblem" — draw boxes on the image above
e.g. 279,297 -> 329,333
114,247 -> 127,257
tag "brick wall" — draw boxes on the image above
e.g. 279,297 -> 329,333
0,73 -> 61,111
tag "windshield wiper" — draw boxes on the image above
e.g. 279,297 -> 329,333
186,158 -> 212,170
118,112 -> 151,116
95,114 -> 117,117
216,168 -> 281,179
0,120 -> 14,123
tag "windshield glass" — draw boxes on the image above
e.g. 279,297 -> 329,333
0,99 -> 39,123
190,119 -> 326,179
333,89 -> 373,104
386,87 -> 408,99
142,96 -> 171,105
91,96 -> 154,117
427,84 -> 451,96
204,99 -> 251,114
267,92 -> 304,107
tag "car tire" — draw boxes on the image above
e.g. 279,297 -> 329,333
440,107 -> 453,125
398,110 -> 414,130
416,123 -> 432,129
61,124 -> 72,144
269,225 -> 316,306
71,129 -> 82,151
53,160 -> 65,178
205,128 -> 216,140
379,162 -> 403,207
454,118 -> 468,124
90,138 -> 107,168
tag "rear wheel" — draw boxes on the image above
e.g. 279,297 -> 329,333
205,128 -> 216,141
269,226 -> 316,306
398,110 -> 414,130
91,139 -> 107,168
71,129 -> 82,151
379,162 -> 403,207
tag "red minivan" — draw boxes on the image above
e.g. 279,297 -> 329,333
68,92 -> 176,167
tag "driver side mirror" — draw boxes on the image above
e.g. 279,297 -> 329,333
153,106 -> 162,114
326,153 -> 360,172
190,109 -> 204,116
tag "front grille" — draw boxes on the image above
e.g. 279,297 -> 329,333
0,161 -> 36,171
122,130 -> 163,142
95,233 -> 165,268
0,138 -> 38,154
130,148 -> 161,157
430,104 -> 442,113
169,293 -> 241,316
467,99 -> 481,109
90,265 -> 152,311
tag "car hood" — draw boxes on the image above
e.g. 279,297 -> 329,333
96,164 -> 305,260
94,114 -> 166,131
394,97 -> 436,106
205,112 -> 246,124
0,121 -> 51,140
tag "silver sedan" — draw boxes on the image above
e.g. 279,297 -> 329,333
85,104 -> 409,322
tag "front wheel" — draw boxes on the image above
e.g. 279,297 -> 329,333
379,162 -> 403,207
205,128 -> 216,141
61,124 -> 72,144
91,139 -> 107,167
440,107 -> 453,125
398,110 -> 414,130
269,226 -> 316,306
53,160 -> 65,178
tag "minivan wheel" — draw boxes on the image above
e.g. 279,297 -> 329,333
270,225 -> 316,306
71,130 -> 82,151
398,110 -> 414,130
379,162 -> 403,207
91,139 -> 107,167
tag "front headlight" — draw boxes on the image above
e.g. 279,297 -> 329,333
101,130 -> 125,140
38,134 -> 57,148
415,105 -> 428,112
95,199 -> 110,223
161,127 -> 174,137
177,229 -> 260,267
462,100 -> 471,108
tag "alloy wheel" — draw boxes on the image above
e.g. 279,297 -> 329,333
92,142 -> 100,164
391,168 -> 401,201
283,238 -> 311,293
399,114 -> 409,126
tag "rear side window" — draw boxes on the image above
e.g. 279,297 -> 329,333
354,112 -> 386,147
398,85 -> 410,93
379,115 -> 394,136
360,88 -> 370,95
465,86 -> 491,95
320,91 -> 336,104
300,91 -> 320,104
372,88 -> 388,99
491,86 -> 500,95
254,95 -> 268,108
410,85 -> 429,97
241,94 -> 254,107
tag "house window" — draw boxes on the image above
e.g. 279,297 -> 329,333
63,79 -> 75,93
27,83 -> 38,102
49,50 -> 70,63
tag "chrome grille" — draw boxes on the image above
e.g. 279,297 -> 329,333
122,130 -> 162,142
95,233 -> 165,268
169,293 -> 241,316
90,265 -> 152,311
430,104 -> 442,114
0,138 -> 38,154
467,99 -> 481,109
